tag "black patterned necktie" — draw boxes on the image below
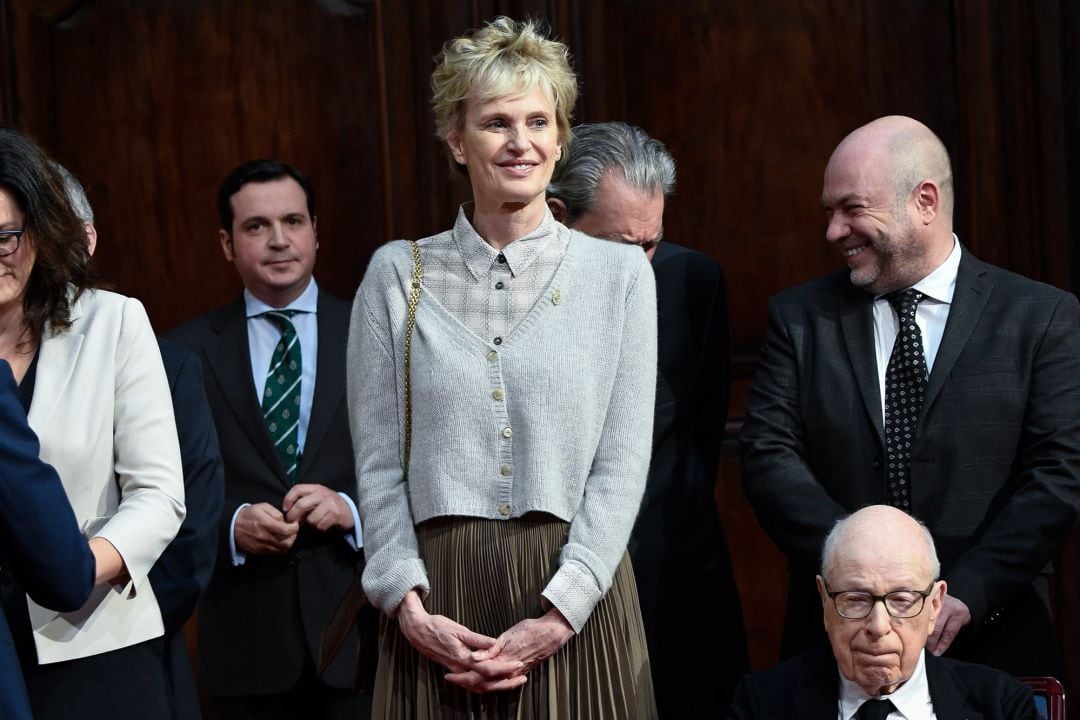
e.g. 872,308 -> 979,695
883,289 -> 926,511
262,310 -> 302,482
857,698 -> 897,720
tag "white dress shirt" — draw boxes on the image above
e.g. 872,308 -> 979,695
230,278 -> 361,563
838,650 -> 937,720
873,237 -> 961,424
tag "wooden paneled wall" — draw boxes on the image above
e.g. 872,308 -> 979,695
1,0 -> 1077,691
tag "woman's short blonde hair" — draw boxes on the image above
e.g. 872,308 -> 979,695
431,17 -> 578,155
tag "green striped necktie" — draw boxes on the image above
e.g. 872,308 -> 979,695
261,310 -> 302,482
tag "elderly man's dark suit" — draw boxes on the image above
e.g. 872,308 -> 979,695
632,241 -> 748,716
740,249 -> 1080,676
149,339 -> 225,719
0,360 -> 94,720
726,645 -> 1038,720
167,291 -> 362,699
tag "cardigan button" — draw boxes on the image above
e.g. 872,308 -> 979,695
502,427 -> 513,439
500,464 -> 512,477
498,503 -> 511,516
492,388 -> 504,401
487,350 -> 498,362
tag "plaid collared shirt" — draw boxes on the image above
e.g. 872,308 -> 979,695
420,206 -> 569,342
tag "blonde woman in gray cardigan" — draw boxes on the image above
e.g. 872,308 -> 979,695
347,17 -> 658,720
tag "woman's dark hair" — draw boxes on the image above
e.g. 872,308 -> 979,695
0,126 -> 95,343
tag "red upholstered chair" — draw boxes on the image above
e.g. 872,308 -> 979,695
1017,677 -> 1067,720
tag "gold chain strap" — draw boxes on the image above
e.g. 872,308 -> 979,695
402,240 -> 423,479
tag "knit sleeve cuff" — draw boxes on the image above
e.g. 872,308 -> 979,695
541,561 -> 603,634
363,558 -> 430,616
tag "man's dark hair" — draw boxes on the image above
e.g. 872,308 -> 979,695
217,160 -> 316,234
0,126 -> 96,344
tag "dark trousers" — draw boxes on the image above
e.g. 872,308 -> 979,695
210,657 -> 372,720
25,637 -> 171,720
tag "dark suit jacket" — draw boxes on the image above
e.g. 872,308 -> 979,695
727,645 -> 1039,720
149,339 -> 225,718
631,242 -> 747,715
0,360 -> 95,720
740,249 -> 1080,674
167,290 -> 362,696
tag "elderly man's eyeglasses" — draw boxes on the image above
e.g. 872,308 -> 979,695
0,229 -> 24,257
824,581 -> 936,619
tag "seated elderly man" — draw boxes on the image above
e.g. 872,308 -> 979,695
728,505 -> 1038,719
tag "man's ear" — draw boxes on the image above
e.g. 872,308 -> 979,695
547,197 -> 568,224
913,179 -> 941,225
312,216 -> 319,250
83,222 -> 98,257
219,229 -> 235,262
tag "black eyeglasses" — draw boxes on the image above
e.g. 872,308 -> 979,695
0,229 -> 24,257
824,581 -> 936,619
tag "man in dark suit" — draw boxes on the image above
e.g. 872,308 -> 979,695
728,505 -> 1038,719
60,163 -> 226,719
168,160 -> 367,719
0,359 -> 95,720
740,115 -> 1080,676
548,122 -> 748,715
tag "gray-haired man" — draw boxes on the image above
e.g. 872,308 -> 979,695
548,121 -> 747,715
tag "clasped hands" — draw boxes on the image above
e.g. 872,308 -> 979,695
235,484 -> 354,555
396,590 -> 575,693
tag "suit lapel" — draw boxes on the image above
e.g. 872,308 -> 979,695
28,326 -> 82,432
838,282 -> 886,443
926,654 -> 983,720
922,250 -> 992,418
203,298 -> 287,485
297,291 -> 346,480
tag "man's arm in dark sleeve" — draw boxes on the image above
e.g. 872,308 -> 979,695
739,294 -> 848,567
943,294 -> 1080,622
149,340 -> 226,637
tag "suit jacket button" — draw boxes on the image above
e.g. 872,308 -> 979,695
872,457 -> 882,469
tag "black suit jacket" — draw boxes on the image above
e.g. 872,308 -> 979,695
149,339 -> 225,718
727,645 -> 1038,720
0,360 -> 94,720
631,242 -> 747,715
167,290 -> 362,696
740,249 -> 1080,673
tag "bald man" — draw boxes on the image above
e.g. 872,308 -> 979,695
740,115 -> 1080,676
728,506 -> 1038,719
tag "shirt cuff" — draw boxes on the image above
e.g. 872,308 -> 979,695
230,503 -> 251,566
337,492 -> 363,550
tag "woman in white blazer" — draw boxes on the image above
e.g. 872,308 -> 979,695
0,128 -> 185,718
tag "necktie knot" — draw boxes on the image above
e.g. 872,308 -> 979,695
262,309 -> 300,333
885,289 -> 924,320
857,697 -> 896,720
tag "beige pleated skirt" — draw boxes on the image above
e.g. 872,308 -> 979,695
373,513 -> 657,719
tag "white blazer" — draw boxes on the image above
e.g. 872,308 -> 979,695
26,289 -> 185,663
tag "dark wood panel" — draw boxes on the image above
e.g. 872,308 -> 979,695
6,0 -> 387,331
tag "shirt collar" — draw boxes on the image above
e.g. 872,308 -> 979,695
838,650 -> 933,720
452,204 -> 559,280
911,235 -> 961,305
244,278 -> 319,318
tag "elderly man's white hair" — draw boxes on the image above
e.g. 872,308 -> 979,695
820,505 -> 941,580
52,161 -> 94,224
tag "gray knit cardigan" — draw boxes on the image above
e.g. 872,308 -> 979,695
346,227 -> 657,632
